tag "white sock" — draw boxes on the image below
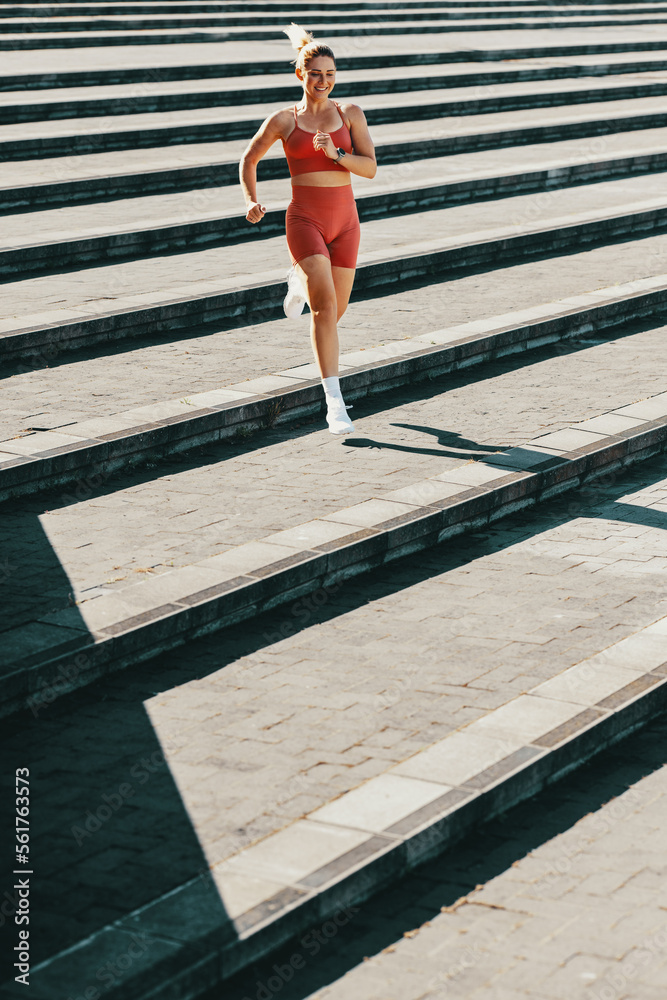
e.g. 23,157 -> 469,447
321,375 -> 354,433
322,376 -> 343,403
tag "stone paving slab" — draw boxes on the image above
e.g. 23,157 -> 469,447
6,50 -> 667,125
11,5 -> 647,29
4,14 -> 667,50
3,230 -> 666,443
6,38 -> 667,99
5,129 -> 667,257
3,69 -> 667,152
3,319 -> 667,714
9,0 -> 665,7
4,46 -> 667,105
6,2 -> 666,28
219,713 -> 667,1000
4,491 -> 667,995
1,273 -> 666,500
13,3 -> 657,25
8,6 -> 666,47
1,438 -> 667,984
4,97 -> 667,212
2,25 -> 664,77
3,170 -> 667,357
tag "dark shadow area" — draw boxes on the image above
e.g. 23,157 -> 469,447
0,449 -> 663,987
0,516 -> 231,983
0,511 -> 85,631
0,676 -> 230,984
215,714 -> 667,1000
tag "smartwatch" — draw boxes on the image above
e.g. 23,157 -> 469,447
334,147 -> 347,162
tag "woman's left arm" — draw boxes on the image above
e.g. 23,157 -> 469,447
314,104 -> 377,179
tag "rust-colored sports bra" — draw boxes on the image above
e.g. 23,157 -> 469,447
282,102 -> 353,177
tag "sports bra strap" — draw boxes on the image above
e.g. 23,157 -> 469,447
333,101 -> 351,132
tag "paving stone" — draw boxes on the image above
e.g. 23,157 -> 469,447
5,449 -> 667,980
231,717 -> 666,1000
4,321 -> 667,626
5,168 -> 667,335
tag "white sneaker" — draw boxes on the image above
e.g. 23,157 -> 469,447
326,396 -> 355,435
283,266 -> 307,319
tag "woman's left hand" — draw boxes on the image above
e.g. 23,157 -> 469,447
313,130 -> 338,159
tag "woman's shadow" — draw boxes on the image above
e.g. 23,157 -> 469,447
344,422 -> 509,459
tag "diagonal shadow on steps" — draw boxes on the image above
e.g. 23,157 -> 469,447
1,452 -> 665,992
0,511 -> 232,989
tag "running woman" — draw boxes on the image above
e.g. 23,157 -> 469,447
240,23 -> 377,435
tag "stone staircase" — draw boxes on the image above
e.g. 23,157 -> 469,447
2,3 -> 667,998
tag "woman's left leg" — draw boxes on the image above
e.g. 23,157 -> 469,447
331,265 -> 356,322
296,253 -> 339,377
295,254 -> 355,435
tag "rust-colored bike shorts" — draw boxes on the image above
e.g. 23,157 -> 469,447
285,185 -> 360,270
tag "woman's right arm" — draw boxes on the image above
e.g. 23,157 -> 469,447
240,111 -> 286,224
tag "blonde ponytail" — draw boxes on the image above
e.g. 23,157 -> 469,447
284,22 -> 314,54
283,22 -> 336,73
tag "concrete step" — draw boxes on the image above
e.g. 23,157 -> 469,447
12,605 -> 662,998
1,270 -> 666,502
2,229 -> 665,443
11,5 -> 667,30
3,413 -> 667,996
4,29 -> 667,95
2,171 -> 667,360
3,98 -> 667,211
2,380 -> 667,990
3,4 -> 667,997
5,5 -> 667,34
3,70 -> 667,160
0,278 -> 665,713
4,14 -> 667,49
7,51 -> 667,124
6,39 -> 667,91
6,132 -> 667,276
4,0 -> 663,11
0,324 -> 667,713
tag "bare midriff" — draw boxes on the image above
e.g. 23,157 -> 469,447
292,171 -> 352,187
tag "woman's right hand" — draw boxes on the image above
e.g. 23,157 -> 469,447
246,201 -> 266,224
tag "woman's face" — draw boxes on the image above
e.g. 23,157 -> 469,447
298,56 -> 336,101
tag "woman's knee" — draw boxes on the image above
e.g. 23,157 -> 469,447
310,295 -> 337,324
307,282 -> 338,322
